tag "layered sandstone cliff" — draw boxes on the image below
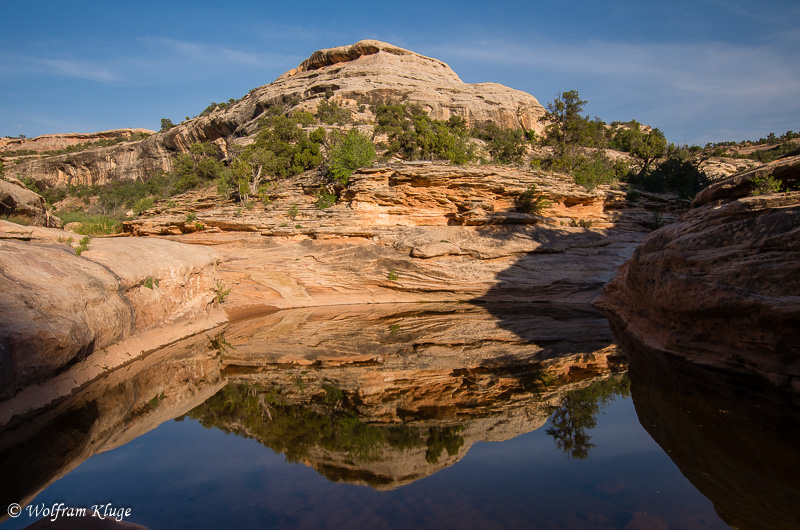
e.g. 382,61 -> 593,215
594,154 -> 800,387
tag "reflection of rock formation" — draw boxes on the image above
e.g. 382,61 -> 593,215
0,302 -> 626,511
193,302 -> 627,489
0,331 -> 225,514
625,339 -> 800,530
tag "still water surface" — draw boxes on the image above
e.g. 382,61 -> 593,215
3,393 -> 726,529
1,303 -> 797,529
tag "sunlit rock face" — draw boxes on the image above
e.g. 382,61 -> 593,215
595,154 -> 800,387
273,40 -> 546,132
0,180 -> 62,227
8,41 -> 543,188
124,162 -> 686,315
624,338 -> 800,530
0,225 -> 220,400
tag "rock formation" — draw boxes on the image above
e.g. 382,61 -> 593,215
0,222 -> 222,400
0,177 -> 62,227
594,154 -> 800,387
6,40 -> 544,189
0,129 -> 153,155
273,40 -> 545,131
122,163 -> 684,315
0,158 -> 686,401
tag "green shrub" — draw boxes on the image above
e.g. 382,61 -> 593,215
327,129 -> 376,185
374,103 -> 475,164
314,189 -> 337,209
212,281 -> 231,303
74,236 -> 90,256
55,211 -> 123,235
133,197 -> 155,214
750,175 -> 783,195
473,122 -> 528,164
572,152 -> 619,190
322,384 -> 345,408
315,100 -> 352,125
516,184 -> 552,213
629,157 -> 710,198
223,115 -> 325,202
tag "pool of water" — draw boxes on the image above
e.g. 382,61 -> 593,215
2,303 -> 798,529
2,393 -> 725,530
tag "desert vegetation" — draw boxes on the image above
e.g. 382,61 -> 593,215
7,85 -> 795,233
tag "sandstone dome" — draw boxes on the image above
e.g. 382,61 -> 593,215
261,39 -> 546,133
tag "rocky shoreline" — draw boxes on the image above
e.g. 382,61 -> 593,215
0,161 -> 681,409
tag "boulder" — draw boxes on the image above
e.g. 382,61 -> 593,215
594,155 -> 800,387
0,229 -> 220,399
0,178 -> 62,227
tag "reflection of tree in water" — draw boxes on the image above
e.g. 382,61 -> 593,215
545,375 -> 630,459
425,426 -> 465,464
185,383 -> 464,465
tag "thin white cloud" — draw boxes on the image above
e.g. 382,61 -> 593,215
37,58 -> 120,82
137,36 -> 291,69
434,38 -> 800,101
0,53 -> 121,82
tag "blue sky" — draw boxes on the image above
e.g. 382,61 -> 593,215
1,0 -> 798,145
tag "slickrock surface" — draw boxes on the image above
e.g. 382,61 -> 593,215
594,155 -> 800,387
123,163 -> 684,314
0,223 -> 221,400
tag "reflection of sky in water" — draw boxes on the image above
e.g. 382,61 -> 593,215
2,397 -> 726,530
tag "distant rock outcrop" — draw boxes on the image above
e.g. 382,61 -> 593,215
273,40 -> 545,131
0,129 -> 154,155
7,40 -> 544,188
0,178 -> 62,227
594,154 -> 800,387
